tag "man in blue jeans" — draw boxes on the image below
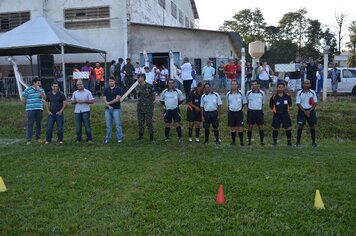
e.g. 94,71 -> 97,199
103,76 -> 124,143
44,81 -> 67,144
22,78 -> 46,144
71,79 -> 95,143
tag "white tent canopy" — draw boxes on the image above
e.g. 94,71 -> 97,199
0,16 -> 107,96
0,16 -> 106,56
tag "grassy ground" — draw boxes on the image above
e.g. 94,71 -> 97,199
0,98 -> 355,235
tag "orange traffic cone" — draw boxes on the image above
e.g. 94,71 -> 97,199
215,184 -> 226,205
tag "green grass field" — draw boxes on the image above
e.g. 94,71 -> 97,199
0,99 -> 355,235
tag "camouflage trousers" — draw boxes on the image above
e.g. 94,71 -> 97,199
137,110 -> 154,136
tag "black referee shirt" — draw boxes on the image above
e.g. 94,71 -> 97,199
269,92 -> 292,114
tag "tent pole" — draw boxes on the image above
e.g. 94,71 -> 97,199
30,55 -> 34,77
61,45 -> 67,97
104,53 -> 107,88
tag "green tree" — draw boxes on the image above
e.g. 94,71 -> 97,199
278,8 -> 308,49
305,19 -> 323,50
219,8 -> 266,46
346,21 -> 356,67
322,28 -> 338,61
263,40 -> 298,66
264,25 -> 281,46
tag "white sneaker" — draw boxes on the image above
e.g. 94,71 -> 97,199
195,138 -> 200,143
188,137 -> 193,142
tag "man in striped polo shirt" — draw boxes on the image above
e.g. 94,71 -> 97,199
226,80 -> 247,146
22,78 -> 46,144
246,80 -> 265,146
200,83 -> 222,144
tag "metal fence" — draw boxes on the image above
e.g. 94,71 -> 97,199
1,76 -> 75,97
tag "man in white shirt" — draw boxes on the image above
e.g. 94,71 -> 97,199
296,80 -> 318,147
226,80 -> 247,146
202,60 -> 216,89
160,79 -> 185,142
159,65 -> 169,93
71,79 -> 95,143
181,57 -> 193,99
144,66 -> 155,85
246,80 -> 265,146
201,83 -> 223,144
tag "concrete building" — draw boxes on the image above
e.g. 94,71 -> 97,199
0,0 -> 241,77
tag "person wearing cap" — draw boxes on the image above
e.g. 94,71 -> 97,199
246,80 -> 265,146
186,82 -> 204,143
226,80 -> 247,146
160,79 -> 185,142
202,60 -> 215,89
296,80 -> 318,147
269,82 -> 293,146
200,83 -> 223,144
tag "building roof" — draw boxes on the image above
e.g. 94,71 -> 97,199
190,0 -> 199,19
0,16 -> 106,56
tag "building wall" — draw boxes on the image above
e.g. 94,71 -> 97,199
129,0 -> 195,28
129,24 -> 237,64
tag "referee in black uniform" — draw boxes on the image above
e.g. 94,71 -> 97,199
246,80 -> 265,145
187,82 -> 204,143
269,82 -> 293,146
296,80 -> 318,147
200,83 -> 223,144
226,80 -> 247,145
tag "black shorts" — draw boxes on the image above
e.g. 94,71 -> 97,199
258,79 -> 270,89
228,110 -> 244,127
164,109 -> 181,123
247,109 -> 264,125
187,109 -> 202,122
297,109 -> 317,126
272,113 -> 292,129
203,111 -> 219,129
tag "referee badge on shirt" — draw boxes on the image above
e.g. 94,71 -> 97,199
309,97 -> 314,105
284,100 -> 288,104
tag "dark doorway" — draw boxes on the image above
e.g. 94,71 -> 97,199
152,53 -> 169,71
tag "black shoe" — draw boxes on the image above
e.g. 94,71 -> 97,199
247,141 -> 252,146
272,142 -> 277,146
215,140 -> 221,145
295,143 -> 301,147
230,141 -> 236,145
260,142 -> 265,146
137,136 -> 143,141
240,142 -> 245,146
287,142 -> 292,147
204,141 -> 209,145
312,143 -> 318,147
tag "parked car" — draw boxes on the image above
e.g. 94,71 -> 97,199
326,68 -> 356,95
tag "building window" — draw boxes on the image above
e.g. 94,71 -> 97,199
158,0 -> 166,9
185,16 -> 189,28
0,11 -> 30,32
179,10 -> 183,25
64,6 -> 110,29
171,1 -> 177,19
194,58 -> 202,75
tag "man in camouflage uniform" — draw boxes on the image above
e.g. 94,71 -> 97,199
136,73 -> 156,142
122,58 -> 136,99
